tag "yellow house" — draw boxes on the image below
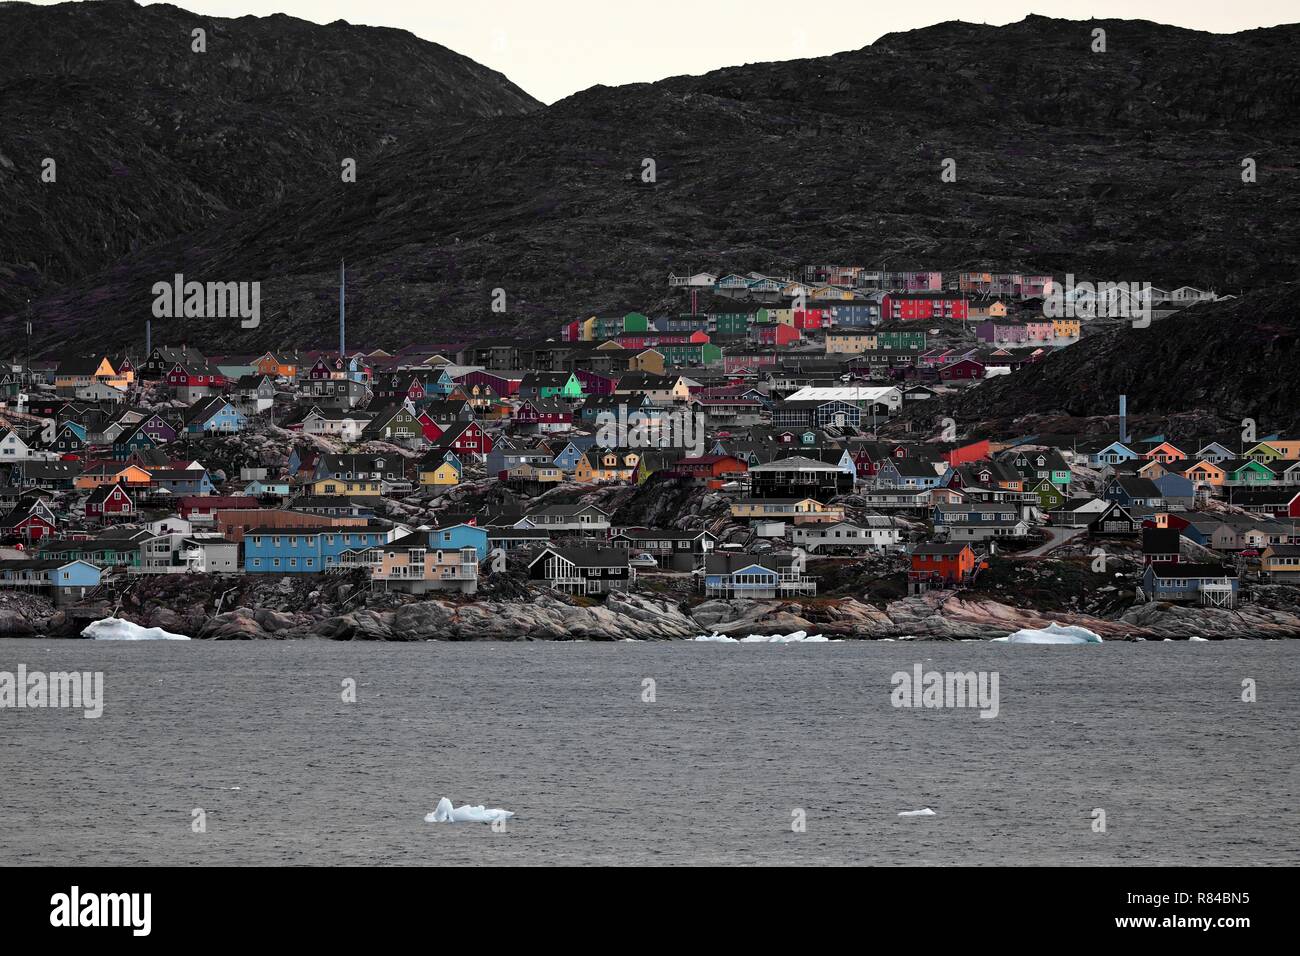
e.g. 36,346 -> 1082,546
308,477 -> 383,497
580,316 -> 599,342
55,356 -> 129,391
766,307 -> 794,327
971,300 -> 1009,319
418,459 -> 461,487
1260,545 -> 1300,582
825,331 -> 876,354
810,285 -> 853,301
507,463 -> 564,483
574,449 -> 640,483
1244,440 -> 1300,461
628,349 -> 665,375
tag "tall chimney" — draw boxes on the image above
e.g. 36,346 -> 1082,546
339,259 -> 346,358
1119,394 -> 1128,443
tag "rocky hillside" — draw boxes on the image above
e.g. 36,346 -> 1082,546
0,0 -> 539,316
948,284 -> 1300,435
4,13 -> 1297,353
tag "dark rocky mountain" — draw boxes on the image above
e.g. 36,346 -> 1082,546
948,284 -> 1300,436
0,0 -> 539,316
1,9 -> 1298,359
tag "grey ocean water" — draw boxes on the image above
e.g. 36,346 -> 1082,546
1,638 -> 1297,866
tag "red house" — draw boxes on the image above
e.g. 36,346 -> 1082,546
942,439 -> 992,468
428,420 -> 493,457
792,307 -> 825,330
673,454 -> 747,489
1,501 -> 57,543
754,324 -> 801,347
513,399 -> 573,430
909,542 -> 977,586
939,359 -> 985,382
882,293 -> 969,322
86,483 -> 135,519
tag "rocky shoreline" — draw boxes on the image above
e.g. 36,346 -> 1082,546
4,576 -> 1299,642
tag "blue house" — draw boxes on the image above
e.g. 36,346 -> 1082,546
552,437 -> 599,471
1102,476 -> 1162,509
829,302 -> 882,327
151,469 -> 215,496
1141,562 -> 1239,607
1152,472 -> 1196,508
113,425 -> 159,461
1089,441 -> 1138,468
244,526 -> 390,572
0,558 -> 103,605
415,524 -> 489,561
185,397 -> 245,435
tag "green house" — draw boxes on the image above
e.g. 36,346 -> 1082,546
877,330 -> 928,350
1029,477 -> 1066,511
710,310 -> 753,336
1227,459 -> 1275,484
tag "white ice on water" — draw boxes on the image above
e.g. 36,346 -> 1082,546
82,617 -> 191,641
992,622 -> 1102,644
898,807 -> 936,817
424,797 -> 514,824
691,630 -> 832,643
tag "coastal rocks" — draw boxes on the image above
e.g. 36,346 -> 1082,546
198,609 -> 271,641
0,609 -> 35,636
1118,601 -> 1300,639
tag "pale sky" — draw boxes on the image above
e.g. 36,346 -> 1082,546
37,1 -> 1300,103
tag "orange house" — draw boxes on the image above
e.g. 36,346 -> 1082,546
253,353 -> 297,378
1184,459 -> 1226,488
1142,441 -> 1186,464
909,543 -> 977,585
74,463 -> 152,490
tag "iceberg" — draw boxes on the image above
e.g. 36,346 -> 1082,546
82,617 -> 191,641
992,622 -> 1102,645
424,797 -> 514,824
899,807 -> 936,817
1189,636 -> 1209,642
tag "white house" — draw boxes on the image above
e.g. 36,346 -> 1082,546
792,517 -> 900,553
0,428 -> 35,461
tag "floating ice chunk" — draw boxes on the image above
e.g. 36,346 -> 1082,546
1189,636 -> 1209,642
82,617 -> 190,641
992,622 -> 1102,644
740,631 -> 829,643
899,807 -> 936,817
692,631 -> 832,643
424,797 -> 514,824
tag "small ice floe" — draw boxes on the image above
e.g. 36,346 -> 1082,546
424,797 -> 514,824
691,631 -> 832,643
1189,635 -> 1209,642
898,807 -> 936,817
993,622 -> 1102,645
82,617 -> 190,641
